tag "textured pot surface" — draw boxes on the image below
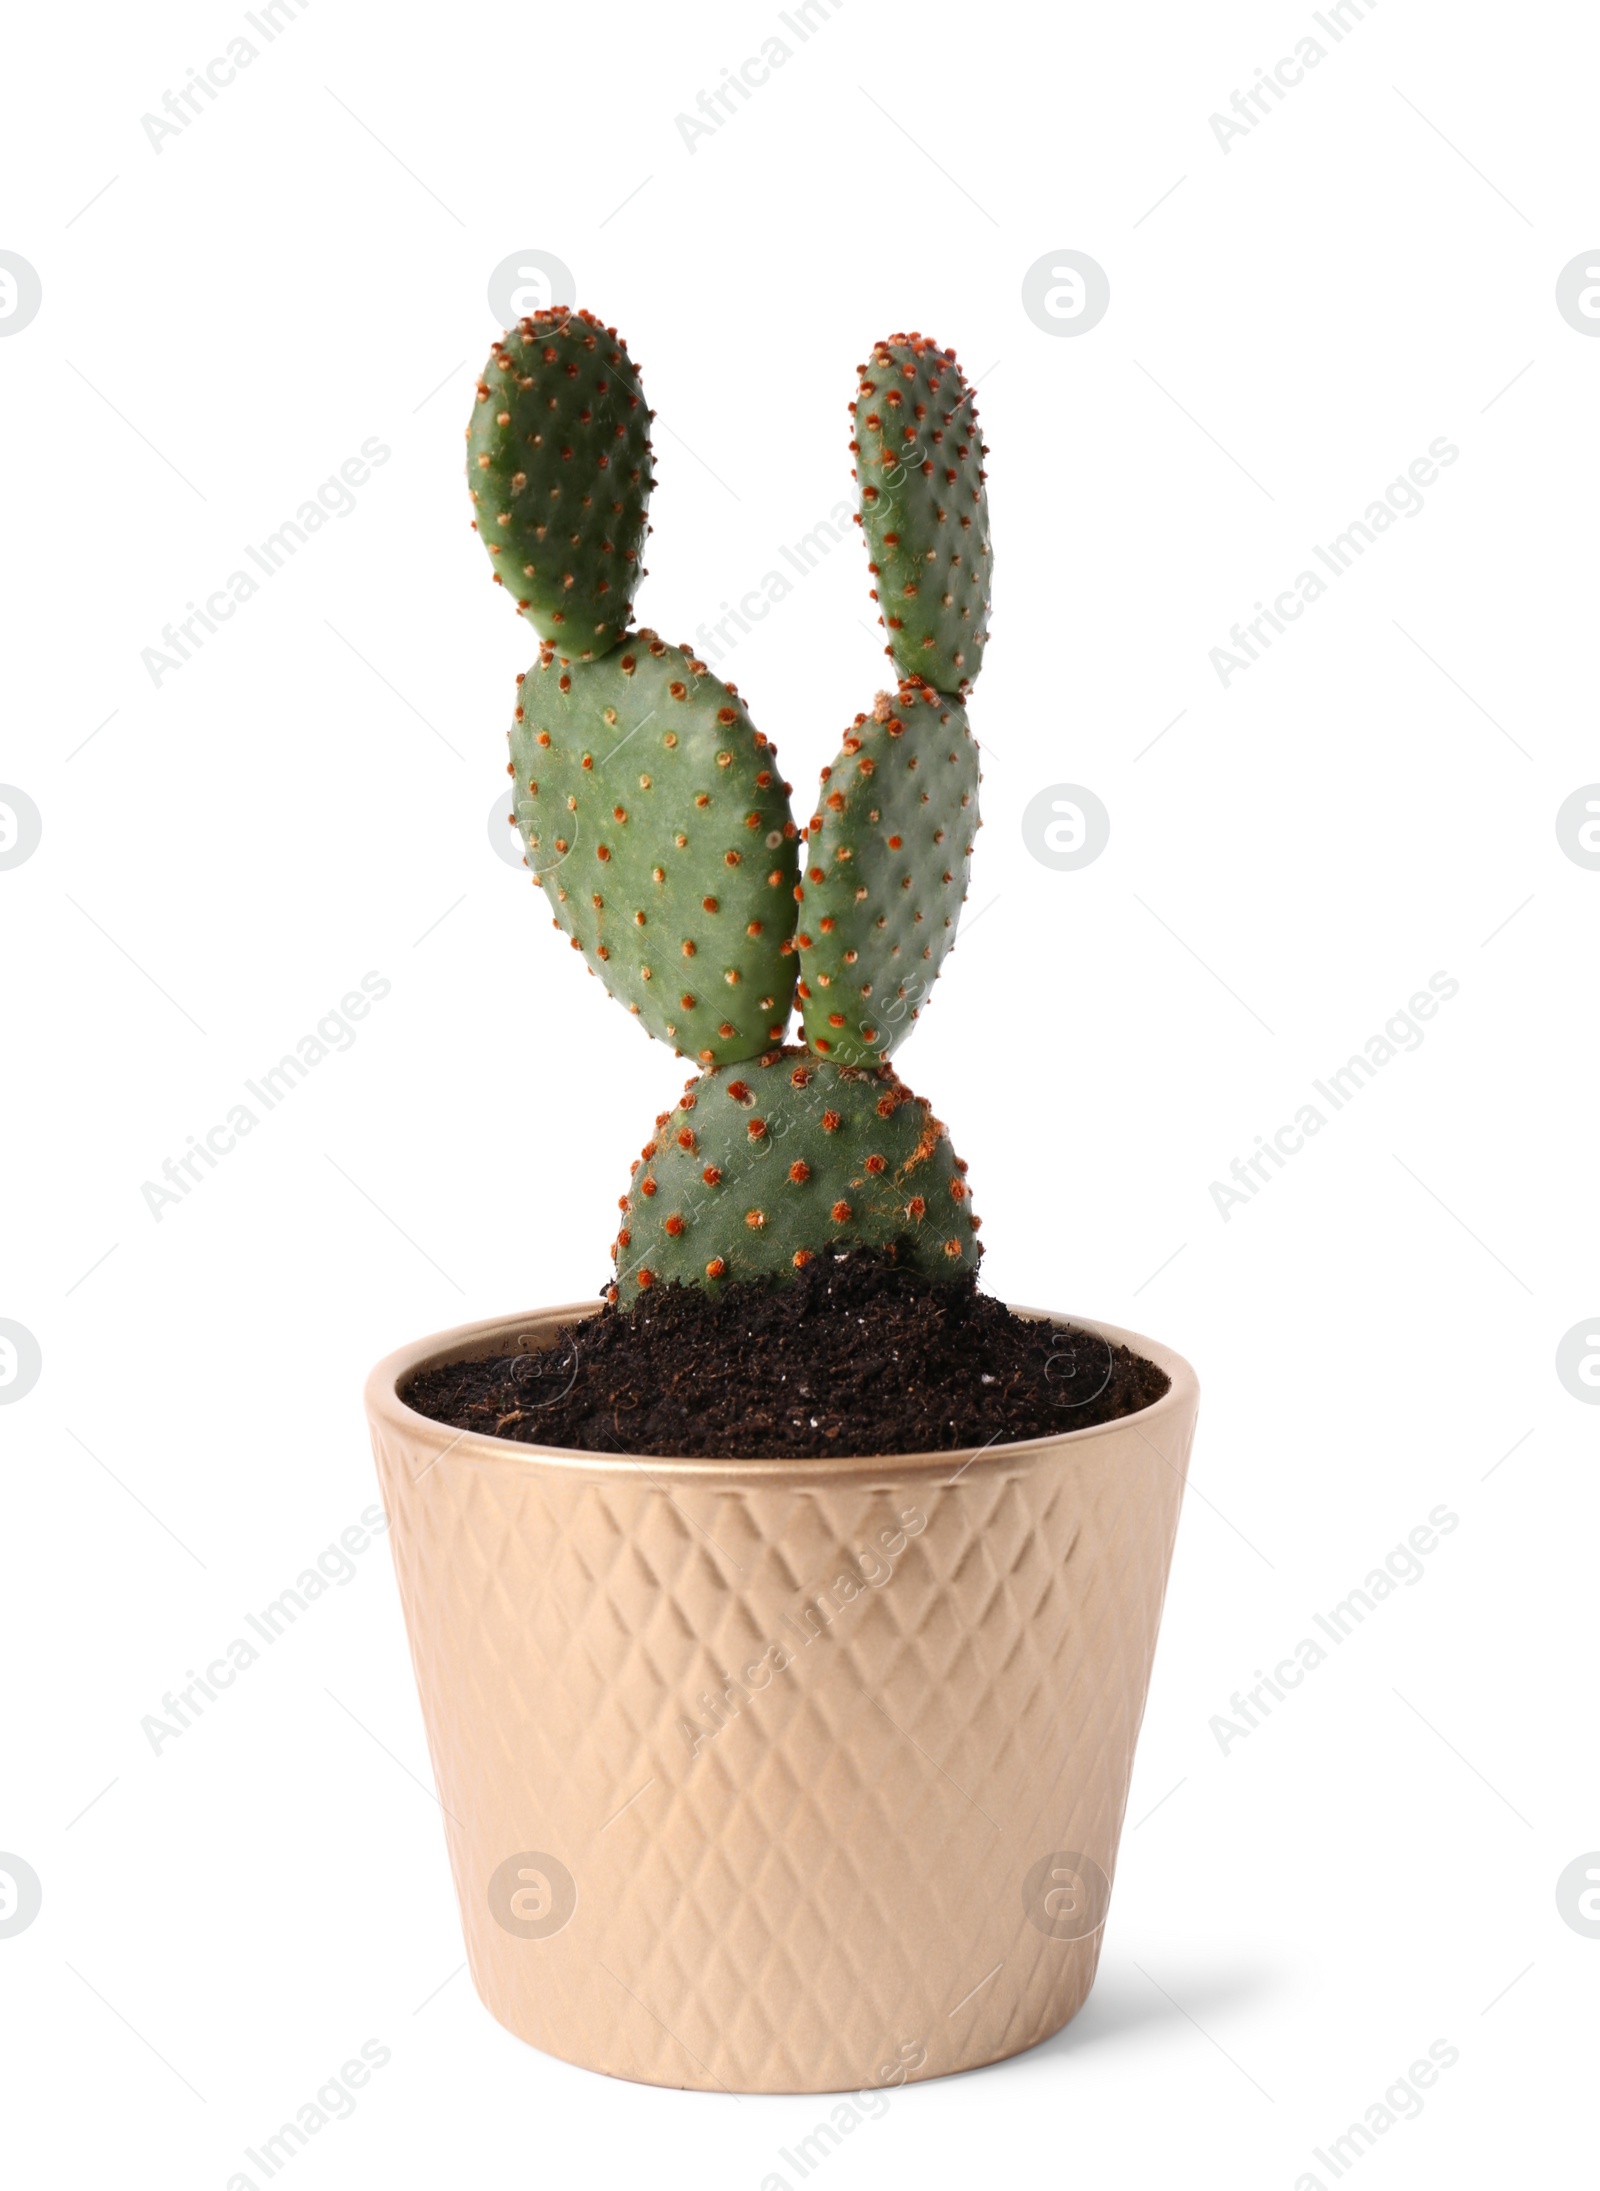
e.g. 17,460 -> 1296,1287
365,1303 -> 1198,2094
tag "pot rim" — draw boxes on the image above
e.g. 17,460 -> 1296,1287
365,1300 -> 1199,1485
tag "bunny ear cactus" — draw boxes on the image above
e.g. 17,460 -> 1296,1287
469,312 -> 991,1306
852,333 -> 992,693
610,1050 -> 978,1294
795,677 -> 979,1068
509,633 -> 800,1066
468,307 -> 654,657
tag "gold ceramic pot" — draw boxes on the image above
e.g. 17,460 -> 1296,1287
365,1303 -> 1198,2094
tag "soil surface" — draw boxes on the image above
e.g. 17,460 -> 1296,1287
402,1250 -> 1170,1460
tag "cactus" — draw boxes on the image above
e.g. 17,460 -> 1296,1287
852,334 -> 992,694
467,307 -> 654,657
469,311 -> 993,1306
795,677 -> 979,1068
509,632 -> 800,1066
610,1049 -> 979,1295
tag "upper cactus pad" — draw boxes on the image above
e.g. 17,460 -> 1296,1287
509,633 -> 800,1066
609,1047 -> 980,1299
795,679 -> 979,1068
852,333 -> 991,694
468,308 -> 654,657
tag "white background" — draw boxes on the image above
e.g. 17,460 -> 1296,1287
2,1 -> 1595,2183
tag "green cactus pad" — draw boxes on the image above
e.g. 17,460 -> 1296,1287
608,1047 -> 979,1299
795,678 -> 979,1068
468,308 -> 654,657
509,632 -> 801,1066
852,333 -> 992,694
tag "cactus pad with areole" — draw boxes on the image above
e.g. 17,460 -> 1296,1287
795,679 -> 979,1068
461,306 -> 1002,1300
468,308 -> 654,657
509,633 -> 800,1066
853,333 -> 991,694
609,1047 -> 979,1299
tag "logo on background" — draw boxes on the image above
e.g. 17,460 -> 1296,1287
0,1322 -> 42,1406
0,254 -> 42,337
0,787 -> 42,870
1021,784 -> 1111,871
1021,250 -> 1111,337
1555,1321 -> 1600,1404
1554,253 -> 1600,335
1554,785 -> 1600,869
1555,1851 -> 1600,1936
1022,1849 -> 1111,1940
486,1851 -> 577,1939
0,1854 -> 42,1938
490,790 -> 525,870
486,252 -> 577,330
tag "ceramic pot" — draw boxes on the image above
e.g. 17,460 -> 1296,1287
364,1303 -> 1197,2093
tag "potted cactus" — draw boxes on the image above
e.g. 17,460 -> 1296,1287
364,309 -> 1199,2095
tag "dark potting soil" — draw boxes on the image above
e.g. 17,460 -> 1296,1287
402,1249 -> 1170,1460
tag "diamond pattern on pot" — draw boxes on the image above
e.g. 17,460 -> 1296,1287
369,1356 -> 1194,2094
